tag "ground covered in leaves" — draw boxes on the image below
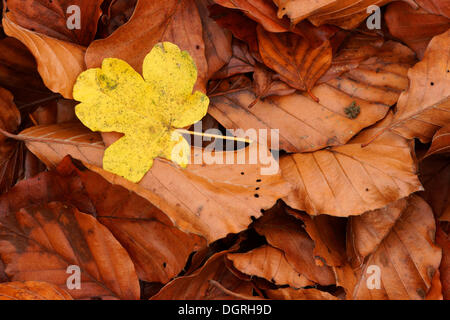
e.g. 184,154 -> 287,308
0,0 -> 449,300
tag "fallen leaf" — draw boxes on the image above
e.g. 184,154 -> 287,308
209,41 -> 416,152
257,25 -> 331,96
281,114 -> 423,216
74,42 -> 209,182
389,30 -> 450,142
0,87 -> 23,193
266,286 -> 338,300
0,202 -> 140,299
2,15 -> 86,99
213,0 -> 293,33
419,155 -> 450,221
6,0 -> 103,46
287,208 -> 347,267
415,0 -> 450,17
347,198 -> 409,266
196,0 -> 233,79
0,281 -> 73,300
254,207 -> 336,285
0,37 -> 52,106
336,195 -> 442,300
85,0 -> 209,91
17,122 -> 291,243
212,39 -> 256,79
20,122 -> 105,169
151,251 -> 254,299
436,225 -> 450,299
227,245 -> 314,288
424,124 -> 450,158
385,2 -> 450,60
253,63 -> 296,100
0,155 -> 205,283
274,0 -> 417,29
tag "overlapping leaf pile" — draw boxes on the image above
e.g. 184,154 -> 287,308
0,0 -> 449,300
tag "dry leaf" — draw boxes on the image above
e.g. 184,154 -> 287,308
227,245 -> 314,288
0,202 -> 140,300
151,251 -> 254,299
266,286 -> 338,300
254,207 -> 336,285
86,0 -> 209,91
2,15 -> 86,99
6,0 -> 103,46
385,2 -> 450,60
0,281 -> 73,300
209,41 -> 416,152
336,195 -> 441,300
389,30 -> 450,142
281,114 -> 423,216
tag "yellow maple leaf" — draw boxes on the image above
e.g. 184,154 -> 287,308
73,42 -> 209,183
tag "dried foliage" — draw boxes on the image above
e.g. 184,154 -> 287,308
0,0 -> 448,300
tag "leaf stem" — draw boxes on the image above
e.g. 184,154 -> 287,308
175,129 -> 252,143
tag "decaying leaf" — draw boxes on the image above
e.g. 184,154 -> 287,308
0,281 -> 73,300
0,202 -> 140,300
281,114 -> 423,216
389,30 -> 450,142
209,41 -> 416,152
337,195 -> 441,300
2,15 -> 86,99
227,245 -> 314,288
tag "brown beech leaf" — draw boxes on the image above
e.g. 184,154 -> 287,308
416,0 -> 450,17
0,281 -> 73,300
253,63 -> 296,100
281,114 -> 423,217
19,122 -> 105,168
0,37 -> 52,106
254,208 -> 336,286
151,251 -> 254,299
6,0 -> 103,46
209,41 -> 416,153
424,124 -> 450,158
317,32 -> 384,83
436,226 -> 449,299
0,202 -> 140,300
266,286 -> 338,300
212,39 -> 255,79
213,0 -> 293,33
209,4 -> 259,54
86,0 -> 209,90
385,2 -> 450,60
274,0 -> 417,29
0,156 -> 205,283
257,25 -> 331,96
17,122 -> 291,243
70,160 -> 206,283
347,198 -> 410,266
227,245 -> 314,288
419,155 -> 450,221
0,87 -> 20,135
286,208 -> 347,267
389,30 -> 450,142
0,87 -> 23,193
336,195 -> 442,300
272,0 -> 336,24
2,15 -> 86,99
196,0 -> 233,79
